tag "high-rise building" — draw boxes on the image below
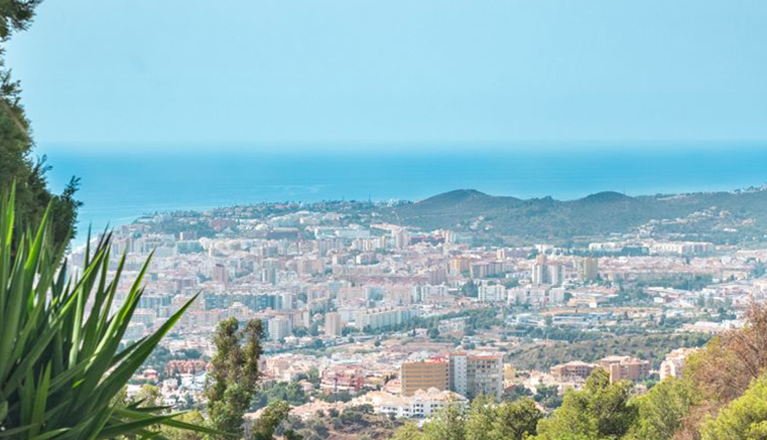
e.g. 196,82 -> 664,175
325,311 -> 344,337
212,264 -> 229,284
449,353 -> 468,397
577,257 -> 599,282
267,316 -> 292,341
466,353 -> 504,399
531,254 -> 564,286
448,352 -> 503,399
278,293 -> 295,310
401,358 -> 450,396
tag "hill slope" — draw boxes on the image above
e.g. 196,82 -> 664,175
379,188 -> 767,244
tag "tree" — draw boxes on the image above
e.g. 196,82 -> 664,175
626,377 -> 697,440
700,373 -> 767,440
0,2 -> 79,248
533,385 -> 562,410
251,401 -> 294,440
0,192 -> 211,439
205,317 -> 264,438
536,369 -> 637,440
465,395 -> 495,440
134,384 -> 162,407
162,411 -> 207,440
674,302 -> 767,439
422,402 -> 465,440
390,422 -> 423,440
490,398 -> 542,440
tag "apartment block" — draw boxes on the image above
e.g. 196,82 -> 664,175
401,358 -> 450,396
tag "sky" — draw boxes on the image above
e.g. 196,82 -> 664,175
6,0 -> 767,151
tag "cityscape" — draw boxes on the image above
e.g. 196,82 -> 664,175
60,189 -> 765,438
3,1 -> 767,439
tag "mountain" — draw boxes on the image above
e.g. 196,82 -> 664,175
379,187 -> 767,245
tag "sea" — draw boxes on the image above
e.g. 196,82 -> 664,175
37,142 -> 767,244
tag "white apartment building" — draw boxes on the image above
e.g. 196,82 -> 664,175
449,352 -> 503,399
478,284 -> 506,302
267,316 -> 292,341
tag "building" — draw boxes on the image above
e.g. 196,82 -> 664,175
478,284 -> 506,302
355,307 -> 418,330
550,361 -> 596,380
660,348 -> 699,381
449,352 -> 504,399
320,365 -> 365,394
354,388 -> 468,419
267,316 -> 292,341
401,358 -> 450,396
449,353 -> 468,397
599,356 -> 651,383
325,312 -> 344,337
531,254 -> 564,286
577,257 -> 599,282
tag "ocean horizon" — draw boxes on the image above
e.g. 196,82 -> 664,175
38,142 -> 767,243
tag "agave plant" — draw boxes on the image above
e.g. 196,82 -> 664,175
0,187 -> 218,439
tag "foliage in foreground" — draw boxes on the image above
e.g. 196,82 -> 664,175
0,190 -> 213,439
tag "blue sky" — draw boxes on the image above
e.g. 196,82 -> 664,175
7,0 -> 767,150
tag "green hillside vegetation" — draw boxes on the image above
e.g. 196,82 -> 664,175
381,188 -> 767,245
506,332 -> 710,370
389,302 -> 767,440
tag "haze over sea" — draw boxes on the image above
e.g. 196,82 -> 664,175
40,143 -> 767,243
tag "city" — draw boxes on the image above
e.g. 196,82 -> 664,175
62,192 -> 765,438
3,1 -> 767,439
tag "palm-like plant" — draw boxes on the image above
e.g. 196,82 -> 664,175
0,187 -> 217,439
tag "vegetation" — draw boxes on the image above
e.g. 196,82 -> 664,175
0,191 -> 212,439
284,405 -> 400,440
386,303 -> 767,440
536,369 -> 637,440
506,332 -> 709,370
0,1 -> 79,248
383,188 -> 767,245
205,317 -> 265,438
700,374 -> 767,440
251,381 -> 308,411
389,397 -> 542,440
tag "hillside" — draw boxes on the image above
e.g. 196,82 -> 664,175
506,333 -> 710,371
380,187 -> 767,245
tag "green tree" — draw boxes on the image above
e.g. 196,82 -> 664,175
162,411 -> 207,440
0,2 -> 79,248
465,395 -> 495,440
251,401 -> 294,440
0,192 -> 212,439
205,317 -> 264,438
626,377 -> 697,440
491,398 -> 542,440
390,421 -> 423,440
422,401 -> 465,440
700,373 -> 767,440
533,385 -> 562,410
536,369 -> 637,440
134,384 -> 162,407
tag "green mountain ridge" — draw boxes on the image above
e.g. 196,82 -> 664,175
381,187 -> 767,245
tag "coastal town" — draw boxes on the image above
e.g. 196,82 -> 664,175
65,198 -> 767,434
